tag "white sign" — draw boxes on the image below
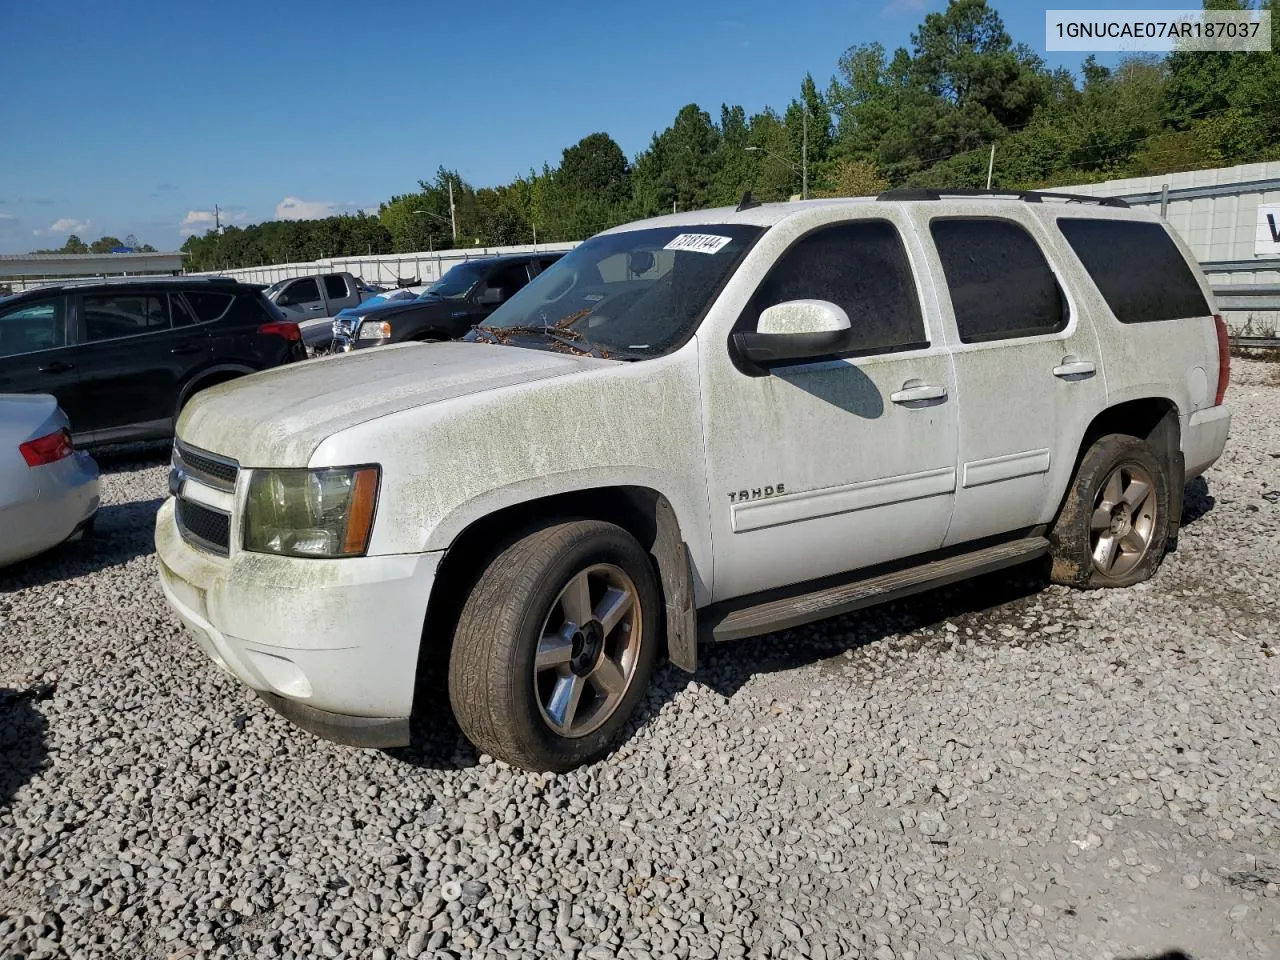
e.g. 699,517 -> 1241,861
664,233 -> 733,255
1257,205 -> 1280,257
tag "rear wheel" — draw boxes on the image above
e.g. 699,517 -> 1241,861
447,520 -> 659,771
1049,434 -> 1171,588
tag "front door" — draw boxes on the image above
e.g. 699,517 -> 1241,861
71,290 -> 212,440
0,293 -> 86,432
274,276 -> 326,321
702,215 -> 959,601
918,212 -> 1108,546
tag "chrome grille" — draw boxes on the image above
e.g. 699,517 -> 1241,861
176,499 -> 231,557
174,440 -> 238,491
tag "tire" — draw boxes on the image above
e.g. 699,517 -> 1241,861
447,520 -> 660,771
1049,433 -> 1172,588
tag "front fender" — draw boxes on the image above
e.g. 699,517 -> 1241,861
423,466 -> 713,606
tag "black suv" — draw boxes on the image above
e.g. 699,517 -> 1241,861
0,277 -> 305,446
330,252 -> 564,352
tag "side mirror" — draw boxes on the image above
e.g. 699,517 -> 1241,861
733,299 -> 852,372
478,286 -> 504,305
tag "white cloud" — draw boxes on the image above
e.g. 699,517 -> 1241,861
882,0 -> 925,14
36,217 -> 91,236
276,197 -> 339,220
180,208 -> 250,236
0,212 -> 14,221
275,197 -> 374,220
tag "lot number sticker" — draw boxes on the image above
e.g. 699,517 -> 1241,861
664,233 -> 733,254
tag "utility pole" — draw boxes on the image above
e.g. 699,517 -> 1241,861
214,204 -> 221,233
986,144 -> 996,190
532,223 -> 537,249
448,180 -> 457,243
802,111 -> 809,201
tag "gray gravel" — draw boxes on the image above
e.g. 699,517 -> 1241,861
3,361 -> 1279,960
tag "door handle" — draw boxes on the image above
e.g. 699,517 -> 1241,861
891,380 -> 948,405
170,344 -> 203,355
1053,357 -> 1096,379
307,305 -> 325,312
38,360 -> 74,374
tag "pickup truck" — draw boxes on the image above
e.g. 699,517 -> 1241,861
328,253 -> 564,352
157,190 -> 1232,772
264,272 -> 373,349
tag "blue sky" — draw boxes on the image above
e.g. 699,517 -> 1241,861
0,0 -> 1154,253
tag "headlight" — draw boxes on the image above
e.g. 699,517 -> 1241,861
358,321 -> 392,340
243,466 -> 380,558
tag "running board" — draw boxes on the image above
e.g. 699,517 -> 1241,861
708,536 -> 1050,643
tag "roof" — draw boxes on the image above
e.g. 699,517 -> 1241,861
0,250 -> 187,279
2,275 -> 254,299
601,189 -> 1144,236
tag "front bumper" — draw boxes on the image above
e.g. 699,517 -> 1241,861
155,497 -> 441,745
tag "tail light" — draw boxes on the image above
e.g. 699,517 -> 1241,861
20,427 -> 74,467
258,321 -> 302,342
1213,313 -> 1230,406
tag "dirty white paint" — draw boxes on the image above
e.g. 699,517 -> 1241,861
159,193 -> 1232,729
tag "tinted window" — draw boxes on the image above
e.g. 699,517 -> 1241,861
746,220 -> 926,353
323,274 -> 349,300
931,219 -> 1066,343
1057,218 -> 1210,324
185,292 -> 234,323
170,293 -> 199,327
0,297 -> 67,357
487,263 -> 532,298
539,257 -> 561,273
81,293 -> 169,342
282,277 -> 320,304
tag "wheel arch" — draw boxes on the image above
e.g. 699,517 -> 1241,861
177,363 -> 257,414
1055,394 -> 1184,540
421,485 -> 701,689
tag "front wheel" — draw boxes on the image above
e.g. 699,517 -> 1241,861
447,520 -> 660,771
1049,433 -> 1171,588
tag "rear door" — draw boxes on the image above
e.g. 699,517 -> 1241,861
919,211 -> 1108,546
0,294 -> 87,431
322,273 -> 358,314
70,289 -> 211,440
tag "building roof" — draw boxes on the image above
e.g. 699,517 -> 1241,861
0,251 -> 187,279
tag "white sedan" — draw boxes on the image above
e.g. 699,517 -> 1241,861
0,394 -> 100,567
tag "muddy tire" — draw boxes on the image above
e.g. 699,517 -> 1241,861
447,520 -> 660,771
1049,433 -> 1171,588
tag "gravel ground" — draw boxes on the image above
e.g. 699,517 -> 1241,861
2,360 -> 1278,960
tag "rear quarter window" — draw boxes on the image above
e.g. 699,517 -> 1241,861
1056,218 -> 1210,324
185,292 -> 235,323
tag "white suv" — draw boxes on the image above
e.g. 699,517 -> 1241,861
156,190 -> 1232,771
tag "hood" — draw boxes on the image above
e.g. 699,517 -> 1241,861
177,341 -> 614,467
335,295 -> 443,321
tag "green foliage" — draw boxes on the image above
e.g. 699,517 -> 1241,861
165,0 -> 1280,270
181,213 -> 392,272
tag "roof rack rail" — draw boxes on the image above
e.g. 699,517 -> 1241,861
876,187 -> 1129,208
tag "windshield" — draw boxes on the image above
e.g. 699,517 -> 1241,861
422,262 -> 489,300
264,280 -> 286,298
472,225 -> 762,357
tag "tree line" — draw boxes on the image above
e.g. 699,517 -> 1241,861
181,0 -> 1280,272
35,234 -> 157,255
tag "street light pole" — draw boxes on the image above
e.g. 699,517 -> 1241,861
802,111 -> 808,201
448,180 -> 457,243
